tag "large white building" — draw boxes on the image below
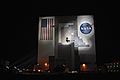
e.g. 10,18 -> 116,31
38,15 -> 96,71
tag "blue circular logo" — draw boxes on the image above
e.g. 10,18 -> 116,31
80,23 -> 92,34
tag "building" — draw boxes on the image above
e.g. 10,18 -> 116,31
56,43 -> 75,70
49,56 -> 55,72
104,58 -> 120,72
38,16 -> 96,72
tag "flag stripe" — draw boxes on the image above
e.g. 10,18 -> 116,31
46,19 -> 48,40
49,19 -> 51,40
50,19 -> 53,40
50,19 -> 52,40
40,17 -> 55,40
48,19 -> 50,40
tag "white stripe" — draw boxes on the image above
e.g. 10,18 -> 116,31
44,27 -> 46,40
49,19 -> 51,40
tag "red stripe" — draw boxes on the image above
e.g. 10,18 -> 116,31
47,19 -> 49,40
46,19 -> 48,40
50,19 -> 53,40
51,19 -> 53,39
46,23 -> 47,40
49,19 -> 51,40
40,17 -> 55,40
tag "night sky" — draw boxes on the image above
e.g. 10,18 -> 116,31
1,1 -> 120,64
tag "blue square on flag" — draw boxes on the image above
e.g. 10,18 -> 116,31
41,19 -> 47,27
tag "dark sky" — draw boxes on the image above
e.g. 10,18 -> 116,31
1,1 -> 120,64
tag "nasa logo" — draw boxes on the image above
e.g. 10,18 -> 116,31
80,23 -> 92,34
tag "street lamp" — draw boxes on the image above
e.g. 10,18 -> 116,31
82,64 -> 86,67
44,63 -> 48,67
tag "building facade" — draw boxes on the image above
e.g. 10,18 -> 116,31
38,15 -> 96,71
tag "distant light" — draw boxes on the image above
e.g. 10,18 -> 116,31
79,37 -> 82,39
37,64 -> 39,65
71,33 -> 74,35
72,71 -> 74,73
38,69 -> 41,72
61,42 -> 71,45
19,70 -> 22,72
82,64 -> 86,67
26,69 -> 29,71
45,63 -> 48,67
33,69 -> 35,71
85,42 -> 88,45
111,70 -> 112,72
14,66 -> 17,69
72,71 -> 78,73
62,64 -> 66,67
23,68 -> 25,70
48,70 -> 50,73
6,66 -> 9,69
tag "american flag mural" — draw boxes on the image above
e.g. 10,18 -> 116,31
39,17 -> 55,40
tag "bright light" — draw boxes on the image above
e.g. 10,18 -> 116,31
72,71 -> 78,73
19,70 -> 22,72
48,70 -> 50,73
71,33 -> 74,35
23,68 -> 25,70
6,66 -> 9,69
61,42 -> 71,45
45,63 -> 48,66
62,64 -> 66,67
33,69 -> 35,71
38,69 -> 41,72
85,42 -> 88,45
82,64 -> 86,67
14,66 -> 17,69
79,37 -> 82,39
